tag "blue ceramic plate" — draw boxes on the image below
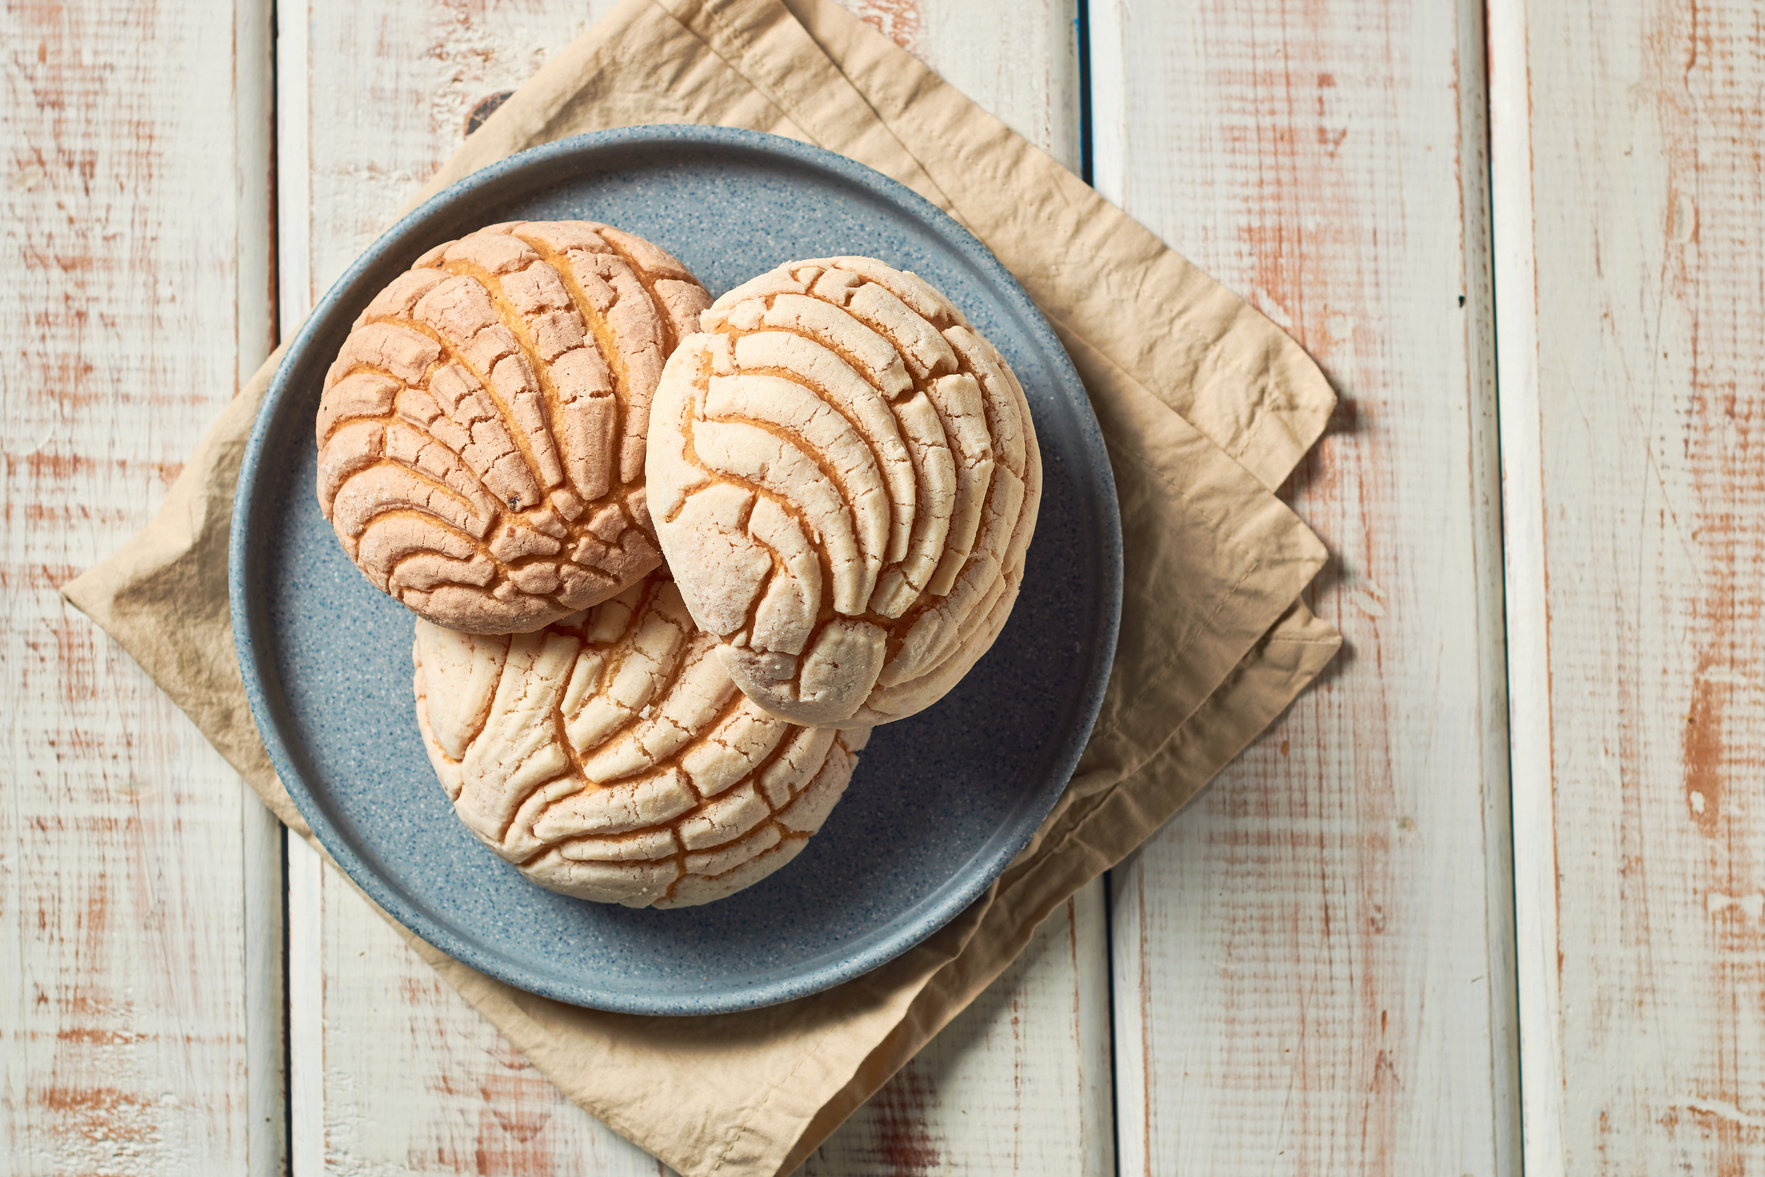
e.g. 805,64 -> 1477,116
232,126 -> 1121,1015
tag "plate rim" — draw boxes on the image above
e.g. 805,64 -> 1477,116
230,123 -> 1123,1014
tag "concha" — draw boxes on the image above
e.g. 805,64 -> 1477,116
647,256 -> 1042,727
316,220 -> 712,634
413,571 -> 869,908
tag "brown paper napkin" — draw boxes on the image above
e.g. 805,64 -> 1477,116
62,0 -> 1342,1172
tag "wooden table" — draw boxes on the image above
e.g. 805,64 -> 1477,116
5,0 -> 1756,1171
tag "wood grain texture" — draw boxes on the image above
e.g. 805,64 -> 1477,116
1090,0 -> 1519,1173
1507,0 -> 1765,1170
306,840 -> 661,1177
284,0 -> 1110,1171
0,0 -> 280,1173
279,0 -> 595,329
838,0 -> 1082,179
802,887 -> 1113,1176
1486,0 -> 1562,1169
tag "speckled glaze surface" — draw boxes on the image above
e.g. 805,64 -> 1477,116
231,126 -> 1122,1015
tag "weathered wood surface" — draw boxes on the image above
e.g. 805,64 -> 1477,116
43,0 -> 1765,1170
801,888 -> 1112,1175
1486,0 -> 1560,1170
0,0 -> 282,1173
1090,0 -> 1520,1173
281,0 -> 1110,1172
1497,0 -> 1765,1171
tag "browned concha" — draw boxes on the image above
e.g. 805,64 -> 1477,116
413,571 -> 869,908
316,221 -> 712,634
647,257 -> 1042,727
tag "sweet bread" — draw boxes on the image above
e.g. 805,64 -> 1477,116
316,221 -> 710,634
647,256 -> 1041,726
413,572 -> 868,907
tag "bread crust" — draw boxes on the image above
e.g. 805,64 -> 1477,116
413,572 -> 868,908
647,257 -> 1042,726
316,220 -> 711,634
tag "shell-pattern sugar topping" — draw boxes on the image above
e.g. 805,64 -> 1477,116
647,256 -> 1043,727
414,573 -> 869,908
316,220 -> 712,635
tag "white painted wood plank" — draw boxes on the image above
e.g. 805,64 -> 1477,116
1504,0 -> 1765,1170
287,834 -> 325,1177
243,803 -> 287,1177
1092,0 -> 1519,1172
0,0 -> 280,1173
1486,0 -> 1563,1172
314,857 -> 664,1177
275,0 -> 311,342
283,0 -> 1109,1171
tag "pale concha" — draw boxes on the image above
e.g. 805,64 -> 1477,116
413,572 -> 869,908
316,220 -> 712,635
647,256 -> 1042,727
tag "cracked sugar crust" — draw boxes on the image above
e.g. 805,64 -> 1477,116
412,571 -> 870,908
647,257 -> 1042,727
316,220 -> 713,634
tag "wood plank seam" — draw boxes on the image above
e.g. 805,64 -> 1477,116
1072,4 -> 1124,1171
272,0 -> 326,1171
237,0 -> 287,1170
1454,0 -> 1525,1171
1076,0 -> 1095,187
1486,0 -> 1566,1169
